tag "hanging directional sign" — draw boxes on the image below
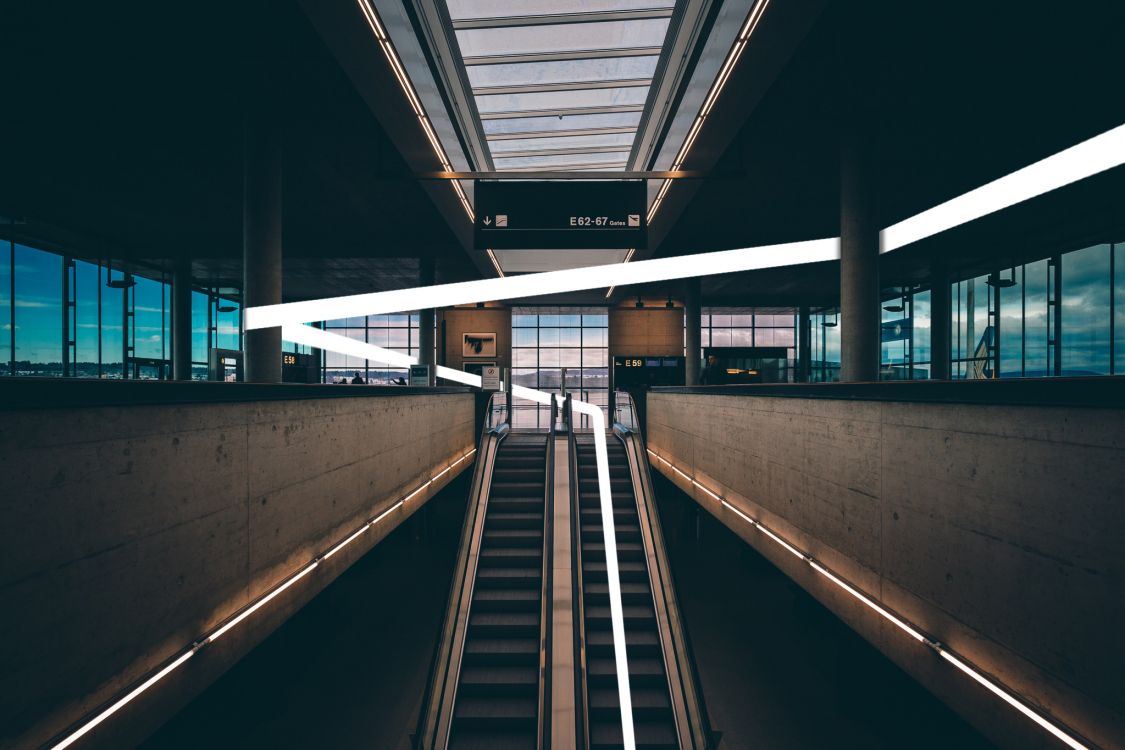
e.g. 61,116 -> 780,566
474,181 -> 647,250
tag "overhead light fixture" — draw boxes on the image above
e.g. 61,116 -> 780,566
647,0 -> 771,224
647,448 -> 1092,750
823,311 -> 839,328
635,295 -> 645,308
217,304 -> 238,314
485,248 -> 504,278
356,0 -> 474,223
882,289 -> 906,313
665,295 -> 675,308
986,268 -> 1018,288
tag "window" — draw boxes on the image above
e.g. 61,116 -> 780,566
1061,244 -> 1111,376
810,308 -> 840,382
322,313 -> 420,384
512,307 -> 608,428
700,308 -> 798,382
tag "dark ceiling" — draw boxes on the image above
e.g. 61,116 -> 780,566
651,1 -> 1125,302
0,0 -> 477,298
2,1 -> 1122,306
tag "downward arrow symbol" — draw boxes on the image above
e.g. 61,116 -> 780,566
483,216 -> 492,226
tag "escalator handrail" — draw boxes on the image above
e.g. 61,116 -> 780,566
537,399 -> 558,748
614,393 -> 713,750
415,393 -> 509,749
565,394 -> 591,749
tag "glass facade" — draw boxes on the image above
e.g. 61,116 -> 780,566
699,309 -> 798,382
952,241 -> 1123,378
322,314 -> 419,384
810,309 -> 841,382
512,307 -> 608,428
1,240 -> 240,379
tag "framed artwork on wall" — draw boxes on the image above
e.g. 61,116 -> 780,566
463,332 -> 497,358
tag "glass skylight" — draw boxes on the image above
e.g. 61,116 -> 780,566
441,0 -> 677,173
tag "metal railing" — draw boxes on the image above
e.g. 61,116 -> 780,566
613,393 -> 713,750
415,391 -> 509,749
537,396 -> 558,748
564,393 -> 591,749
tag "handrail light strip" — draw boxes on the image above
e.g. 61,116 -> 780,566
645,448 -> 1090,750
48,448 -> 475,750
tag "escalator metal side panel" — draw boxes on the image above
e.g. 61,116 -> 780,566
617,429 -> 712,750
417,428 -> 506,750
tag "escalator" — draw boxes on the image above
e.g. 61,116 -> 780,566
420,393 -> 705,750
450,434 -> 549,748
576,436 -> 678,750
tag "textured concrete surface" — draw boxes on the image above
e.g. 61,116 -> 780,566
609,307 -> 684,357
0,392 -> 475,749
140,470 -> 472,750
646,392 -> 1125,749
655,472 -> 993,749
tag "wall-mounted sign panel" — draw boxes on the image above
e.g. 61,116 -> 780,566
613,355 -> 684,387
474,181 -> 647,250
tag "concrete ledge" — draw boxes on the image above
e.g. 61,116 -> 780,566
0,391 -> 476,749
647,391 -> 1125,749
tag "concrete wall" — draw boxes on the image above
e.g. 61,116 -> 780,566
609,307 -> 683,357
646,391 -> 1125,749
440,306 -> 512,374
0,390 -> 476,749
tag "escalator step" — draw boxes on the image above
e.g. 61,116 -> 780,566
473,588 -> 540,610
589,718 -> 678,749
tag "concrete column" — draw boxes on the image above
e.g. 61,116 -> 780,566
839,130 -> 880,382
242,112 -> 282,383
798,305 -> 811,382
172,258 -> 193,381
929,264 -> 951,380
684,278 -> 701,385
418,257 -> 435,366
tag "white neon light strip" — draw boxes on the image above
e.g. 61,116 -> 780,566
355,0 -> 474,222
246,239 -> 839,330
279,324 -> 639,748
49,450 -> 474,750
50,651 -> 195,750
646,448 -> 1090,750
881,123 -> 1125,253
648,0 -> 771,224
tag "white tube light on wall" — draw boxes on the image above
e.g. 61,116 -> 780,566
645,448 -> 1091,750
48,449 -> 474,750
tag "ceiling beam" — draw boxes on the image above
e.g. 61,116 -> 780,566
452,8 -> 674,30
417,170 -> 705,179
479,103 -> 644,120
486,125 -> 639,140
463,46 -> 663,66
472,78 -> 652,96
492,145 -> 634,159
